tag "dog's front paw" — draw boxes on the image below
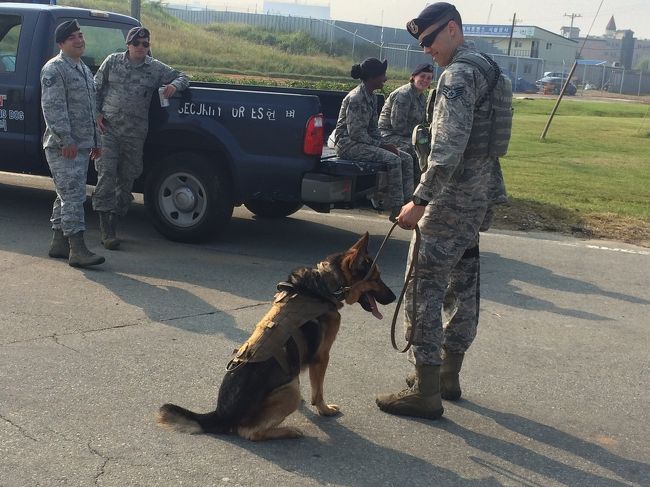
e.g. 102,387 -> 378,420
316,403 -> 341,416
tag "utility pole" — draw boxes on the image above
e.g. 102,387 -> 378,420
564,12 -> 582,37
131,0 -> 141,21
506,13 -> 517,56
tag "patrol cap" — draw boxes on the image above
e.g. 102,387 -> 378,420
351,57 -> 388,80
406,2 -> 458,40
55,19 -> 81,44
126,26 -> 151,44
411,63 -> 434,76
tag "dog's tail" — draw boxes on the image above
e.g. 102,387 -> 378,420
156,403 -> 229,435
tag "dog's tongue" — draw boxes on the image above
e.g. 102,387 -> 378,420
367,295 -> 383,320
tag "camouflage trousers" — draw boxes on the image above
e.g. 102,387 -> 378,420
91,131 -> 144,217
381,133 -> 421,185
45,148 -> 91,236
442,241 -> 480,354
404,202 -> 488,366
337,143 -> 414,208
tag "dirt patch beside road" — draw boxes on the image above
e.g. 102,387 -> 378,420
492,201 -> 650,248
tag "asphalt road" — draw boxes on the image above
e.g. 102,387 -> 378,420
1,173 -> 649,487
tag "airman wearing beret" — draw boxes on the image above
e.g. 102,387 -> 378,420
378,63 -> 434,183
41,19 -> 105,267
92,25 -> 189,249
376,2 -> 512,420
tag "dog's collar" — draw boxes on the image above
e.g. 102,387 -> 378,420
331,286 -> 350,300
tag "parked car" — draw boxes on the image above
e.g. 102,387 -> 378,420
543,71 -> 567,79
493,66 -> 537,94
535,76 -> 577,95
513,77 -> 538,93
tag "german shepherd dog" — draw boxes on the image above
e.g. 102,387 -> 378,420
156,233 -> 396,441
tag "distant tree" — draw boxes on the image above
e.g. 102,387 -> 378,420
635,57 -> 650,71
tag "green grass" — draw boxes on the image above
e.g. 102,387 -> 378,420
63,0 -> 410,83
503,99 -> 650,219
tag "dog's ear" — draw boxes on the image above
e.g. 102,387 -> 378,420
344,232 -> 370,270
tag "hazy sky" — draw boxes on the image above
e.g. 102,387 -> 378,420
199,0 -> 650,40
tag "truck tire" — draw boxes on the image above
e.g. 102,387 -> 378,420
144,152 -> 233,242
244,200 -> 303,218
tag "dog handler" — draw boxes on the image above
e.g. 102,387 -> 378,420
93,26 -> 189,249
376,2 -> 512,419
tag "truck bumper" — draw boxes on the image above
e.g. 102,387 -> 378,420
301,157 -> 387,204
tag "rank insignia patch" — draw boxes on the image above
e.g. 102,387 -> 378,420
441,85 -> 465,100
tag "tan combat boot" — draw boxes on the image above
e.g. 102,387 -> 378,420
48,229 -> 69,259
376,365 -> 444,419
440,352 -> 464,401
68,231 -> 105,267
98,212 -> 120,250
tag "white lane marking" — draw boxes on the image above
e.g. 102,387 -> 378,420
485,232 -> 650,256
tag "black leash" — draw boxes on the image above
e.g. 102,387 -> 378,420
365,221 -> 421,353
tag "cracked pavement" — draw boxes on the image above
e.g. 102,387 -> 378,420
1,175 -> 649,486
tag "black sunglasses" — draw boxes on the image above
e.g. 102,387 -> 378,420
131,40 -> 150,48
419,21 -> 450,48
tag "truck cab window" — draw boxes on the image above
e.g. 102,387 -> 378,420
0,15 -> 21,73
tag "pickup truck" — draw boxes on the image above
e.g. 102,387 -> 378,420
0,2 -> 383,242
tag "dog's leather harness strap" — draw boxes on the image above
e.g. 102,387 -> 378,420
225,292 -> 336,373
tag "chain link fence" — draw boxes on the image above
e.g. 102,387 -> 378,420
165,6 -> 650,95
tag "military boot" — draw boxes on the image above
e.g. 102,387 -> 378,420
98,212 -> 120,250
48,229 -> 69,259
440,352 -> 465,401
376,365 -> 444,419
68,231 -> 105,267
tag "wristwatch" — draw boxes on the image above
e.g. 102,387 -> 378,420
412,196 -> 429,206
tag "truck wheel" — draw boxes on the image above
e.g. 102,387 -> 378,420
244,200 -> 303,218
144,152 -> 233,242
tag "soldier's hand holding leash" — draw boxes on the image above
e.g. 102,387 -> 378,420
90,148 -> 101,160
396,201 -> 426,230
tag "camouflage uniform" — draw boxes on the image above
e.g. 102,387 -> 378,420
41,52 -> 99,236
442,158 -> 507,354
92,52 -> 189,216
379,82 -> 427,178
334,84 -> 414,208
405,43 -> 508,366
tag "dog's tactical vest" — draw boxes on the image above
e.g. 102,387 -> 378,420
227,289 -> 338,373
